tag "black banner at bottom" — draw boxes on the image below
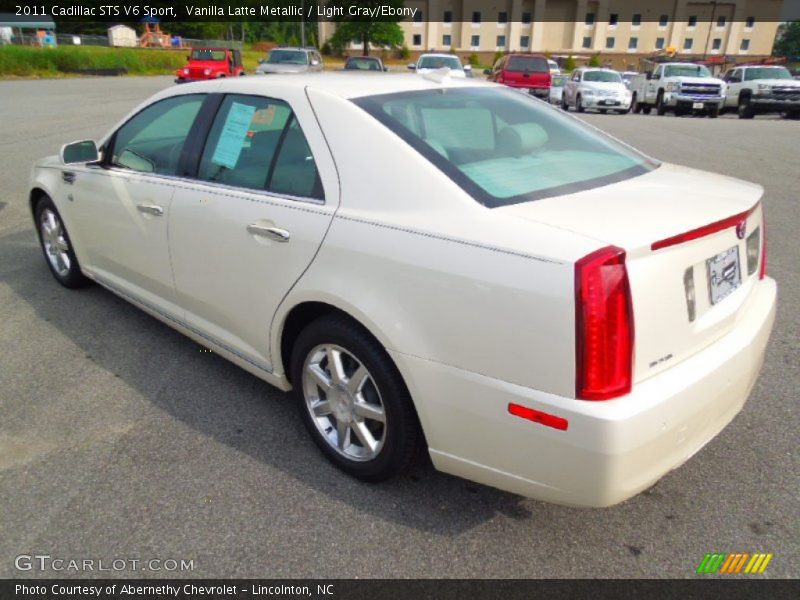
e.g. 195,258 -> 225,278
2,579 -> 799,600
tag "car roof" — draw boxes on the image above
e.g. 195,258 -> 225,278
172,72 -> 495,100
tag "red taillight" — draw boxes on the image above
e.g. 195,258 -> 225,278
575,246 -> 634,400
759,212 -> 767,279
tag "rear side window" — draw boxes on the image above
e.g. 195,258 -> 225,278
197,94 -> 323,200
505,56 -> 548,73
355,88 -> 655,207
111,94 -> 204,175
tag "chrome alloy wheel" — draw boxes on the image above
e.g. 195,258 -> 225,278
302,344 -> 386,462
40,208 -> 71,277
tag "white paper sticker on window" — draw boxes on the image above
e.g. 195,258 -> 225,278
211,102 -> 257,169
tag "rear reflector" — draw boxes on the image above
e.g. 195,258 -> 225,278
760,212 -> 767,280
508,403 -> 568,431
575,246 -> 634,400
651,205 -> 758,251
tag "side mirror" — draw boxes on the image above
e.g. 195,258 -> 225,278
61,140 -> 99,165
463,64 -> 472,70
483,68 -> 491,75
258,58 -> 265,64
645,72 -> 652,80
185,56 -> 190,62
407,63 -> 416,70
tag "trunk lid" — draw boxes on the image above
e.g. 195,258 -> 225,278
498,163 -> 765,384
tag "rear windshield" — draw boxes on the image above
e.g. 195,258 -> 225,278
506,56 -> 548,73
191,49 -> 225,61
267,50 -> 308,65
418,56 -> 463,71
355,87 -> 656,207
744,67 -> 791,81
583,70 -> 622,82
346,58 -> 382,71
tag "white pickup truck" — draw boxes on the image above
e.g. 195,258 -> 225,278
630,62 -> 726,118
722,65 -> 800,119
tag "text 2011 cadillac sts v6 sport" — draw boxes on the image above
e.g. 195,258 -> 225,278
30,74 -> 776,507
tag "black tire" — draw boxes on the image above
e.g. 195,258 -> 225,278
561,95 -> 568,111
632,93 -> 642,114
656,90 -> 667,115
576,94 -> 585,113
737,95 -> 755,119
34,195 -> 89,289
707,105 -> 720,119
642,104 -> 652,115
616,109 -> 628,115
290,314 -> 421,482
599,109 -> 607,114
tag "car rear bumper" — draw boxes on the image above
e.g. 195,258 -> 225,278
391,277 -> 776,507
505,83 -> 550,98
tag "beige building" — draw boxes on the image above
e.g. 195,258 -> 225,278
319,0 -> 783,68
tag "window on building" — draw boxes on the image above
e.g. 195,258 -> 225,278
412,34 -> 422,46
746,16 -> 755,28
443,10 -> 452,23
716,16 -> 726,27
659,15 -> 669,27
498,12 -> 508,24
522,12 -> 531,25
609,13 -> 618,26
712,38 -> 721,50
655,37 -> 665,50
628,37 -> 638,50
413,11 -> 423,23
740,39 -> 750,51
471,35 -> 480,47
684,38 -> 693,50
585,12 -> 595,25
497,35 -> 506,47
606,37 -> 615,49
688,16 -> 697,27
443,34 -> 452,46
632,14 -> 641,27
520,35 -> 530,48
582,36 -> 592,49
472,11 -> 481,24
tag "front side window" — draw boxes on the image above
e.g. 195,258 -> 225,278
197,95 -> 322,199
355,88 -> 656,207
111,94 -> 204,175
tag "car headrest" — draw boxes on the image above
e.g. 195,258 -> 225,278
496,123 -> 549,156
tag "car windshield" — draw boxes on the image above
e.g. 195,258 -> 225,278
191,49 -> 226,61
267,50 -> 307,65
418,56 -> 463,70
745,67 -> 792,81
664,64 -> 712,77
551,75 -> 566,87
346,58 -> 382,71
506,56 -> 548,72
583,71 -> 622,82
355,87 -> 656,207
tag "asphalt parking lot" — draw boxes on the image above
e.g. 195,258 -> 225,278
0,76 -> 797,579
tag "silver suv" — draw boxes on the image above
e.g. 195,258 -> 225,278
256,47 -> 324,75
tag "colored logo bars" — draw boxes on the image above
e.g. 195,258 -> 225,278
696,552 -> 773,574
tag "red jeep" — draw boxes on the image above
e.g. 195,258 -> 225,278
175,48 -> 245,84
485,54 -> 551,99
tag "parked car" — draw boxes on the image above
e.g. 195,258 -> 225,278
256,47 -> 323,75
408,53 -> 470,78
549,74 -> 567,105
629,62 -> 726,117
619,70 -> 639,90
33,74 -> 775,507
722,65 -> 800,119
548,59 -> 560,75
484,53 -> 551,99
175,48 -> 244,83
562,68 -> 632,114
344,56 -> 388,72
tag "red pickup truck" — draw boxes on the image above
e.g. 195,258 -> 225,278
175,48 -> 245,84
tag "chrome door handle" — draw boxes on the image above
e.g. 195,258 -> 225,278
136,203 -> 164,216
247,224 -> 291,242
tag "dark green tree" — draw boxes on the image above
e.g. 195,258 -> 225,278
326,0 -> 405,56
774,21 -> 800,58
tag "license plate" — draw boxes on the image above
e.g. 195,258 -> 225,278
706,246 -> 742,305
693,102 -> 704,109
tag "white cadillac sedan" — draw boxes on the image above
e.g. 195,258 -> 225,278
30,74 -> 775,507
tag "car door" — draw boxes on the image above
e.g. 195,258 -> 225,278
168,92 -> 338,372
67,93 -> 206,316
647,66 -> 661,102
726,69 -> 743,106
